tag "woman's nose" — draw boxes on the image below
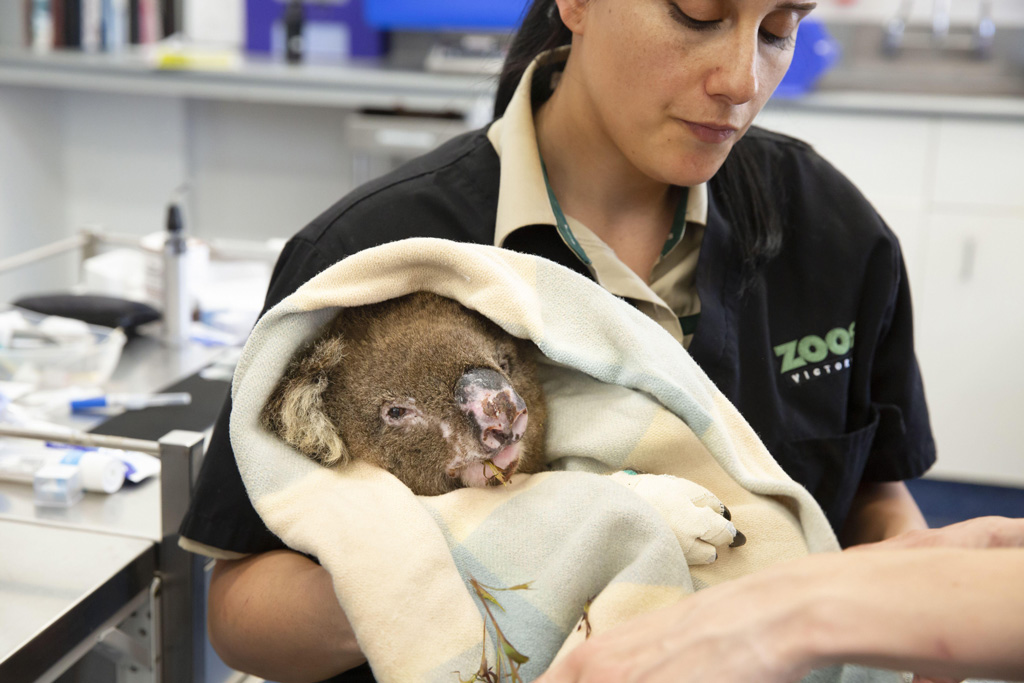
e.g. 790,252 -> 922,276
705,34 -> 760,105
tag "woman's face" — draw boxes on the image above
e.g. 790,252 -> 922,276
558,0 -> 816,186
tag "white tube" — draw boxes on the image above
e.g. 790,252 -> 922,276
0,444 -> 127,494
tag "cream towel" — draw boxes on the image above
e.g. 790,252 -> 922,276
230,238 -> 900,683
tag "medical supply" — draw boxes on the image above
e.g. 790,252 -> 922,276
70,392 -> 192,414
0,309 -> 126,389
33,464 -> 83,507
117,448 -> 162,484
0,440 -> 161,502
0,444 -> 128,494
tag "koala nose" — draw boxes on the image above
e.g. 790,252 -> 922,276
455,367 -> 529,452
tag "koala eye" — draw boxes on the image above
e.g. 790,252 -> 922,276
498,355 -> 513,374
381,401 -> 421,426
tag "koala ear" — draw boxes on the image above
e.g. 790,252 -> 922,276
261,334 -> 350,467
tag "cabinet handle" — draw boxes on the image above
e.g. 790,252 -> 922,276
959,237 -> 977,283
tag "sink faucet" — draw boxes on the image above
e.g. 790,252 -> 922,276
883,0 -> 996,58
882,0 -> 912,56
975,0 -> 996,58
931,0 -> 951,44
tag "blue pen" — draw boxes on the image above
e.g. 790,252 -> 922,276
71,392 -> 192,413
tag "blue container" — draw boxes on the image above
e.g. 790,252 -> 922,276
246,0 -> 387,58
363,0 -> 530,31
774,19 -> 841,99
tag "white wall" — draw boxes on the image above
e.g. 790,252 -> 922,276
0,88 -> 362,301
187,100 -> 352,242
62,91 -> 188,236
0,86 -> 73,303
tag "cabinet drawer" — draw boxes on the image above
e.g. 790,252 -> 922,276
932,118 -> 1024,211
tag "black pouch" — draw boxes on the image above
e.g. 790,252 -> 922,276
13,294 -> 161,336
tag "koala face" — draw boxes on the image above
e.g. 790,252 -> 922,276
261,292 -> 546,495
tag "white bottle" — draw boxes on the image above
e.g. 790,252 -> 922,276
163,203 -> 192,347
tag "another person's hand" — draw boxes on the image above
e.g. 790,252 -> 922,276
536,540 -> 1024,683
852,516 -> 1024,552
535,554 -> 831,683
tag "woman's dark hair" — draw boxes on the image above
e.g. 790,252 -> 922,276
495,0 -> 783,290
495,0 -> 571,120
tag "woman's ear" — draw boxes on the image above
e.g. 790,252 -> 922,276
554,0 -> 590,34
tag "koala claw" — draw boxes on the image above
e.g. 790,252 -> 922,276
609,470 -> 745,565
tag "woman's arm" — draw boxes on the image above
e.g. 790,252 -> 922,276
857,514 -> 1024,550
797,547 -> 1024,681
207,550 -> 366,683
840,480 -> 928,546
537,519 -> 1024,683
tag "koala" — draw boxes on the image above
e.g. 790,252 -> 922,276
261,292 -> 547,496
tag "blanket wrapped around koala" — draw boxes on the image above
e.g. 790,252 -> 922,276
230,238 -> 902,683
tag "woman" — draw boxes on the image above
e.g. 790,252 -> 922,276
180,0 -> 935,681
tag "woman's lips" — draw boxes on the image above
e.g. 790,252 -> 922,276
683,120 -> 738,144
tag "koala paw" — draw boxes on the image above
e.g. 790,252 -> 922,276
610,470 -> 742,565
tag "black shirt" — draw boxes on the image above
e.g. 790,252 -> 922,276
180,125 -> 935,683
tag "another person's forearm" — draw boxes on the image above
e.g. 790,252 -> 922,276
841,480 -> 928,546
208,550 -> 365,683
792,548 -> 1024,681
537,519 -> 1024,683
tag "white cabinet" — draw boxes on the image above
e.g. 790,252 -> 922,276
931,118 -> 1024,210
917,117 -> 1024,485
916,212 -> 1024,484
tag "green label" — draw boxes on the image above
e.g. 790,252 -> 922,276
774,322 -> 856,374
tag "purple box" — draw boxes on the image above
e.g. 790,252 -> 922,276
246,0 -> 387,58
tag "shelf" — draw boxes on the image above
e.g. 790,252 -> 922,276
0,48 -> 497,115
4,47 -> 1024,120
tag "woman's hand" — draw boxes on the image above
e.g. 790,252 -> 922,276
851,516 -> 1024,552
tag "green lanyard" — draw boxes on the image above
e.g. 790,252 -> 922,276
540,161 -> 690,266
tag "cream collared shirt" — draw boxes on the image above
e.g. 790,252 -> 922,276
487,50 -> 707,347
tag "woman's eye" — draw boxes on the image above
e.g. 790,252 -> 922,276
668,3 -> 721,31
759,28 -> 792,47
760,11 -> 802,48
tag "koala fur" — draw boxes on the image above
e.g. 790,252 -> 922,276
261,292 -> 547,495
